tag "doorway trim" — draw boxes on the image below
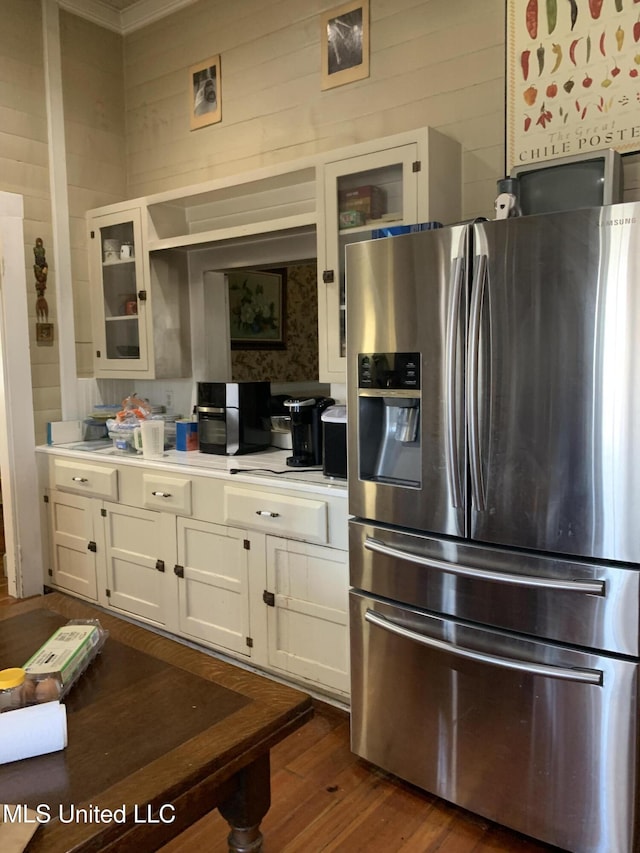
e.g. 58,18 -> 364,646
0,192 -> 44,598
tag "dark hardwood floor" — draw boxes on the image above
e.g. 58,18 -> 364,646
1,577 -> 562,852
159,699 -> 563,853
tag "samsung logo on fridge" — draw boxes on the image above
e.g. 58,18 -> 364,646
601,217 -> 637,226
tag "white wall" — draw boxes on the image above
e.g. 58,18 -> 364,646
60,10 -> 127,380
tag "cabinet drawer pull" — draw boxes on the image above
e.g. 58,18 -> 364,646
151,490 -> 172,498
72,476 -> 88,483
256,510 -> 280,518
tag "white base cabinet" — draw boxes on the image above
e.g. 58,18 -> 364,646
264,537 -> 349,695
47,489 -> 100,602
103,502 -> 177,630
175,517 -> 251,658
41,453 -> 349,700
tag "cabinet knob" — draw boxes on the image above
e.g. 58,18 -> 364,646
256,510 -> 280,518
322,270 -> 335,284
138,290 -> 147,302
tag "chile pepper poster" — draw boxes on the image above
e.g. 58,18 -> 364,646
507,0 -> 640,171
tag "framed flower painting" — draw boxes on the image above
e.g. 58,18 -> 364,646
228,268 -> 287,350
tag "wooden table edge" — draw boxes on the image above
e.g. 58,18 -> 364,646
2,592 -> 315,853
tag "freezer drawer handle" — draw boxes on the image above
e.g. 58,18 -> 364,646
364,609 -> 603,685
364,537 -> 605,595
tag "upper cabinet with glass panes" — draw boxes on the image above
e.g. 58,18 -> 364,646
316,128 -> 461,382
87,208 -> 191,380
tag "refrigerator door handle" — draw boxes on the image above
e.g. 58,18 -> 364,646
364,609 -> 603,685
446,255 -> 464,509
467,252 -> 487,511
364,536 -> 606,595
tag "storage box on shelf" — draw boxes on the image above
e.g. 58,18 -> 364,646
338,184 -> 387,222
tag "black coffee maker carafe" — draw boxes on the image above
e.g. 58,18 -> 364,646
283,397 -> 334,467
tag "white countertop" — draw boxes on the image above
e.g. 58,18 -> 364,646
37,442 -> 348,495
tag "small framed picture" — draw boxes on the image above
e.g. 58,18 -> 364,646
321,0 -> 369,91
228,269 -> 287,350
189,55 -> 221,130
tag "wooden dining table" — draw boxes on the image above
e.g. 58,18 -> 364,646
0,593 -> 313,852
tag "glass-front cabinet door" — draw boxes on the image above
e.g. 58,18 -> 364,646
89,209 -> 149,375
319,143 -> 420,381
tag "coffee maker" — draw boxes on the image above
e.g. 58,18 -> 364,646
197,381 -> 271,455
283,397 -> 334,467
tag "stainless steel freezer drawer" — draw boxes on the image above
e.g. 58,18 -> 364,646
349,520 -> 640,656
349,590 -> 640,853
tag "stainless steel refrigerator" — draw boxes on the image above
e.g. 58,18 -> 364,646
346,202 -> 640,853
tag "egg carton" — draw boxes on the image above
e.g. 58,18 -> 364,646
22,619 -> 108,704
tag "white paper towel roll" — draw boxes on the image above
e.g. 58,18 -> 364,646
0,701 -> 67,764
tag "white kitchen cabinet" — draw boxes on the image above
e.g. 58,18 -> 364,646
84,129 -> 459,384
102,501 -> 177,630
87,207 -> 191,379
316,127 -> 461,381
174,517 -> 252,657
40,450 -> 349,699
263,536 -> 349,697
46,489 -> 101,602
52,457 -> 118,501
224,485 -> 328,545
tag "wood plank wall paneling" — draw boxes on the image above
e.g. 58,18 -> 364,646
121,0 -> 507,219
59,10 -> 127,380
0,0 -> 59,444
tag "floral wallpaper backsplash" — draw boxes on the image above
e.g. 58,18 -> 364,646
231,264 -> 319,382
